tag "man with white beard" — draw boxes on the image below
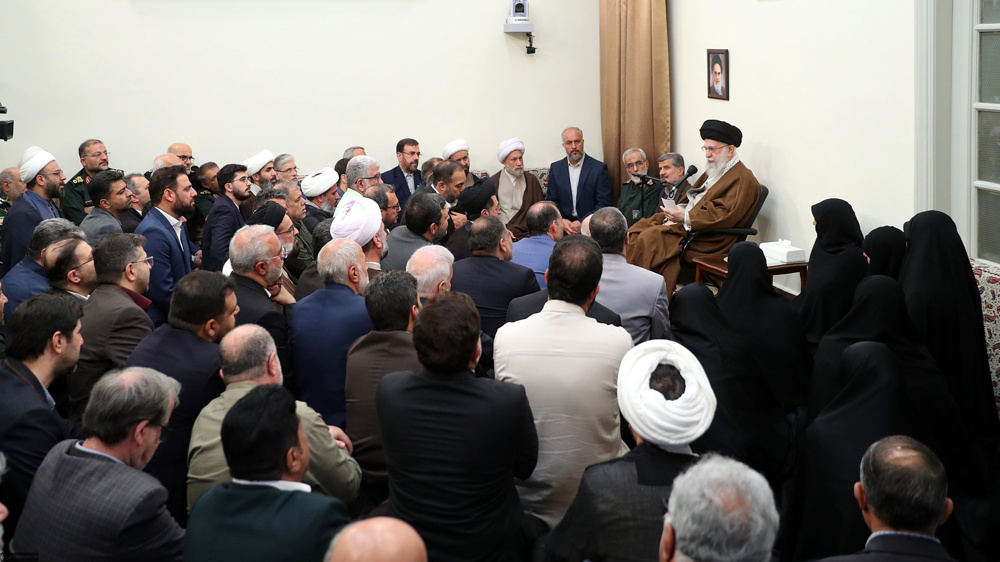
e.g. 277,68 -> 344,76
489,138 -> 544,241
625,119 -> 760,295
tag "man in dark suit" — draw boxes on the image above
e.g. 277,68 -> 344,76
0,294 -> 84,547
345,271 -> 422,511
378,292 -> 541,561
71,234 -> 155,424
126,271 -> 237,527
450,216 -> 539,338
543,341 -> 712,561
447,180 -> 500,262
12,367 -> 184,560
817,435 -> 958,562
135,165 -> 197,326
1,148 -> 65,276
381,138 -> 422,222
229,225 -> 293,385
507,289 -> 621,326
120,173 -> 149,234
291,239 -> 373,427
545,127 -> 611,236
201,164 -> 250,272
185,384 -> 350,562
1,218 -> 83,332
383,191 -> 449,271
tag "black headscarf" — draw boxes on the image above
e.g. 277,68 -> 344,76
862,225 -> 906,279
780,342 -> 910,561
808,275 -> 988,495
794,198 -> 868,354
898,210 -> 1000,441
716,242 -> 811,411
670,283 -> 790,480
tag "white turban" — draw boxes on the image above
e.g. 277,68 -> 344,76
497,138 -> 525,163
330,197 -> 382,247
301,167 -> 339,198
19,146 -> 56,183
442,139 -> 469,160
242,149 -> 275,176
618,340 -> 717,451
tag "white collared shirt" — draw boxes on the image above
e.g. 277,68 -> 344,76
568,155 -> 585,217
231,478 -> 312,493
404,173 -> 415,194
154,207 -> 185,248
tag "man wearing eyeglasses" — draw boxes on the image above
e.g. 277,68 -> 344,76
64,139 -> 124,226
1,148 -> 67,276
71,233 -> 154,425
381,138 -> 422,223
44,234 -> 97,304
202,164 -> 251,272
626,119 -> 761,295
336,156 -> 381,219
617,148 -> 662,227
274,153 -> 299,185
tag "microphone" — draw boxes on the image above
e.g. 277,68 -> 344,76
678,165 -> 698,186
636,173 -> 663,185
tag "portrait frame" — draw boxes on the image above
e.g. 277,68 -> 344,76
708,49 -> 729,100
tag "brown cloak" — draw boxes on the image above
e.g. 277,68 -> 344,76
491,170 -> 545,241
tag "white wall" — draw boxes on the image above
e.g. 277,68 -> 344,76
2,0 -> 602,177
668,1 -> 917,291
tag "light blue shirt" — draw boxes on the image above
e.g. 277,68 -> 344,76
511,235 -> 557,288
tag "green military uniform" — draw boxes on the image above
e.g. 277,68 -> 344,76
64,167 -> 124,225
285,220 -> 315,281
617,178 -> 667,227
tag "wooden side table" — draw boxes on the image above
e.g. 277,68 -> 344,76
692,254 -> 808,288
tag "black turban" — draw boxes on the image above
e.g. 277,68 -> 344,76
700,119 -> 742,148
246,200 -> 287,229
455,180 -> 497,219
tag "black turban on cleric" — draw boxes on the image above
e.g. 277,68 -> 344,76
716,241 -> 810,412
862,225 -> 906,279
794,198 -> 868,354
454,179 -> 496,220
669,282 -> 791,483
246,201 -> 287,229
898,210 -> 1000,442
699,119 -> 742,147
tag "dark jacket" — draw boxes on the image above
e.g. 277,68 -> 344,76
381,165 -> 422,224
135,208 -> 194,326
127,324 -> 224,527
231,275 -> 293,386
817,533 -> 958,562
378,368 -> 538,562
506,289 -> 622,327
201,196 -> 245,272
450,256 -> 540,338
545,155 -> 611,221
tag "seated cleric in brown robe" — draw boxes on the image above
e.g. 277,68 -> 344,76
625,120 -> 760,294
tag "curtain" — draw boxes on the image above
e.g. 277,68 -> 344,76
600,0 -> 671,205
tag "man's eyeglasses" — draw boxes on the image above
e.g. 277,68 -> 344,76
87,151 -> 110,159
701,145 -> 731,154
177,155 -> 194,162
149,422 -> 171,442
125,256 -> 154,271
625,161 -> 647,171
266,248 -> 288,262
362,174 -> 381,183
71,256 -> 94,271
276,225 -> 297,237
401,151 -> 421,157
279,166 -> 298,175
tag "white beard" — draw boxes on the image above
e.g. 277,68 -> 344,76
705,153 -> 731,179
505,165 -> 524,178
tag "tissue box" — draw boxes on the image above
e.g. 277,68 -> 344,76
760,240 -> 806,263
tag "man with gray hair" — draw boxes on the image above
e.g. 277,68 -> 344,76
659,454 -> 778,562
229,224 -> 294,383
292,239 -> 373,427
658,152 -> 692,203
618,147 -> 666,226
343,146 -> 366,160
336,155 -> 380,218
589,207 -> 671,344
187,325 -> 360,511
0,167 -> 26,224
1,218 -> 84,331
815,435 -> 956,562
274,153 -> 299,184
406,244 -> 454,304
12,367 -> 185,560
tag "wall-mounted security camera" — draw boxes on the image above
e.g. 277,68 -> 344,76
0,102 -> 11,142
504,0 -> 536,54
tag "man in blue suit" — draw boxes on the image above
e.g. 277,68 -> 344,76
1,148 -> 65,276
380,138 -> 422,225
545,127 -> 612,235
291,238 -> 373,427
135,165 -> 196,326
201,163 -> 250,272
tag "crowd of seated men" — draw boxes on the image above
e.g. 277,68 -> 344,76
0,122 -> 997,561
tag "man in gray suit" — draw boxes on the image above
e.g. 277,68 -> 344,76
70,233 -> 155,424
79,170 -> 131,246
13,367 -> 185,561
382,191 -> 448,271
588,207 -> 671,343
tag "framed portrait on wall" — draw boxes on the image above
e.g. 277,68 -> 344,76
708,49 -> 729,100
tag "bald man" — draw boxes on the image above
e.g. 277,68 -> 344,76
327,517 -> 427,562
0,167 -> 26,228
167,143 -> 194,172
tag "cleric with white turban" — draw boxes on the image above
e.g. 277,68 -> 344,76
19,146 -> 56,184
301,167 -> 339,198
617,340 -> 716,453
242,149 -> 275,177
497,138 -> 525,164
330,197 -> 382,247
442,139 -> 469,161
